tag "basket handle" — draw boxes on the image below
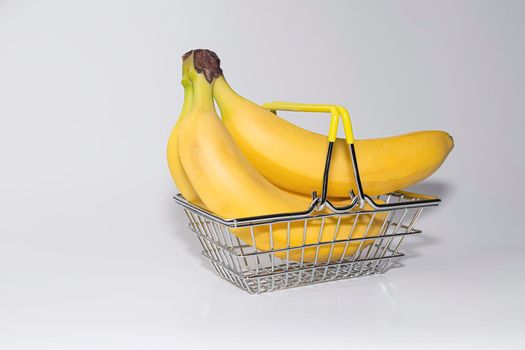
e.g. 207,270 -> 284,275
262,101 -> 364,209
262,102 -> 355,144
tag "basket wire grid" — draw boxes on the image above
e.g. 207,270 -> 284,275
174,102 -> 440,294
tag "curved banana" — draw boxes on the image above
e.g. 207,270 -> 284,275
178,50 -> 386,262
167,55 -> 365,208
167,59 -> 201,203
211,66 -> 453,197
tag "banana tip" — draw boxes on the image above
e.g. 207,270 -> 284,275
447,133 -> 454,150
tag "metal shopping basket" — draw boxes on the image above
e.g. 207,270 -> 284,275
174,102 -> 441,294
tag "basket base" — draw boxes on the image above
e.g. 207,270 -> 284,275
206,254 -> 403,294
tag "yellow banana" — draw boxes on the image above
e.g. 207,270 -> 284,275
167,58 -> 201,204
167,57 -> 363,208
178,49 -> 386,262
234,203 -> 388,263
211,64 -> 454,197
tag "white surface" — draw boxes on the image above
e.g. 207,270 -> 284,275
1,1 -> 524,349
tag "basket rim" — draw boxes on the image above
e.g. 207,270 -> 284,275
174,190 -> 440,228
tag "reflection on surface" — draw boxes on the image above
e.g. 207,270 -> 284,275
195,273 -> 403,330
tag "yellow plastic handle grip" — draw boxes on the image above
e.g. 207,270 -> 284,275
262,101 -> 354,144
335,105 -> 354,144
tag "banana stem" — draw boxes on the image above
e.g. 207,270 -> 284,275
191,76 -> 214,110
180,80 -> 193,116
181,49 -> 225,114
212,76 -> 240,115
183,56 -> 216,113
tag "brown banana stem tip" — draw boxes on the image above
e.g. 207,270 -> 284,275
183,49 -> 223,83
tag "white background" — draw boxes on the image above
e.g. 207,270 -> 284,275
1,0 -> 524,349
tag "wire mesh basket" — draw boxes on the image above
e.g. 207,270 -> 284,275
173,102 -> 441,294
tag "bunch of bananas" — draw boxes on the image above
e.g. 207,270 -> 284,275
167,49 -> 453,262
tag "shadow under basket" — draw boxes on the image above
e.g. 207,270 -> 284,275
174,191 -> 439,294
